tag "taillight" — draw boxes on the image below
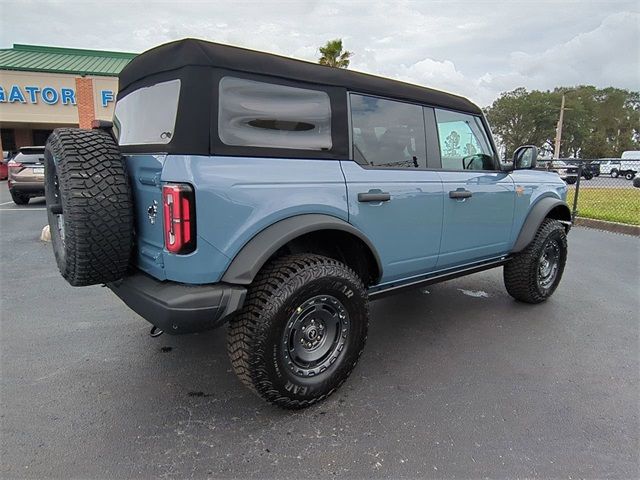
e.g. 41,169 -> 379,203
8,162 -> 22,170
162,183 -> 196,254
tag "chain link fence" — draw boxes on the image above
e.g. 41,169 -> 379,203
542,159 -> 640,226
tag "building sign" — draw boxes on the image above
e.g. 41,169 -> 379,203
0,85 -> 115,107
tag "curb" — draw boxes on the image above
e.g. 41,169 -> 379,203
574,217 -> 640,236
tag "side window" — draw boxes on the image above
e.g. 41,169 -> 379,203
114,79 -> 181,146
218,76 -> 332,151
434,109 -> 496,170
350,94 -> 426,168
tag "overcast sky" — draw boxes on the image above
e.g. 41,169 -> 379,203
1,0 -> 638,106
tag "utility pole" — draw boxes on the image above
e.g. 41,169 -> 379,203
553,94 -> 566,159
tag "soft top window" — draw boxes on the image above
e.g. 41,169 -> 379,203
114,79 -> 181,146
218,76 -> 332,151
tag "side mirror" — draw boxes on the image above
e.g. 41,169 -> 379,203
512,145 -> 538,170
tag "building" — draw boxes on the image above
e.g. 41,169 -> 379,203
0,44 -> 136,154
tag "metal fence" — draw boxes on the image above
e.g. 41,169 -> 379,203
546,159 -> 640,226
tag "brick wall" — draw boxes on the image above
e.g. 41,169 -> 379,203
75,77 -> 96,129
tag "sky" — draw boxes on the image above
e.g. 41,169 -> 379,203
1,0 -> 638,107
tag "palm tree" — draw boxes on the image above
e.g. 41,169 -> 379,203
318,39 -> 352,68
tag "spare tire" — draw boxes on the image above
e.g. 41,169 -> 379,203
44,128 -> 133,286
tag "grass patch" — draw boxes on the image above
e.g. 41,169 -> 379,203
568,187 -> 640,225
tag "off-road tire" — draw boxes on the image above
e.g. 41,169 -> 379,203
227,254 -> 369,409
504,218 -> 567,304
44,128 -> 133,286
10,191 -> 29,205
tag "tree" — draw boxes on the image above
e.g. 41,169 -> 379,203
485,86 -> 640,159
444,131 -> 461,156
318,39 -> 352,68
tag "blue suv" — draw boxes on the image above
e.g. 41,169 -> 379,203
44,39 -> 571,408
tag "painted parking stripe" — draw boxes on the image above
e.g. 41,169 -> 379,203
0,201 -> 16,206
0,208 -> 46,211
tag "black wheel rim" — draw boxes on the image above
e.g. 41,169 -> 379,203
283,295 -> 350,377
538,239 -> 560,290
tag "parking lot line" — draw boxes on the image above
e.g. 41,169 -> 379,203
0,201 -> 16,206
0,208 -> 46,211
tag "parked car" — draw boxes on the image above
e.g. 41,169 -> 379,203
565,160 -> 596,180
7,146 -> 45,204
44,39 -> 572,409
0,151 -> 10,180
584,161 -> 600,177
600,159 -> 637,179
537,160 -> 579,184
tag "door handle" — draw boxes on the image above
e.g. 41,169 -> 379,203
449,189 -> 473,199
358,191 -> 391,202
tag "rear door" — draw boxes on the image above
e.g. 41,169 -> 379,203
431,108 -> 515,268
122,154 -> 166,279
114,78 -> 182,280
342,94 -> 443,284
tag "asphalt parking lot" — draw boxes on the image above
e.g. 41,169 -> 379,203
1,184 -> 638,479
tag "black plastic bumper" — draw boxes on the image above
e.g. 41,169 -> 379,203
107,271 -> 246,334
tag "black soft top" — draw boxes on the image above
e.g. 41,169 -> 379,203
119,38 -> 481,115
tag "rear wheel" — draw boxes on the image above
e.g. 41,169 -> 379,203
227,254 -> 369,409
611,169 -> 619,178
504,219 -> 568,304
625,171 -> 635,180
10,191 -> 29,205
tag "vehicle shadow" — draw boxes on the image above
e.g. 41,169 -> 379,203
132,273 -> 539,417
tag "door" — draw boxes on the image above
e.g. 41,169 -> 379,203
342,94 -> 443,284
431,108 -> 516,268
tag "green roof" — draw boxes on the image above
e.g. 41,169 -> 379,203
0,44 -> 137,77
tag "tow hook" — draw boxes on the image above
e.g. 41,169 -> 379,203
149,326 -> 164,337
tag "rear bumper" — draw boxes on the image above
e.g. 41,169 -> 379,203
107,271 -> 246,334
9,181 -> 44,194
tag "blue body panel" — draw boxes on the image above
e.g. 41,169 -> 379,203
123,154 -> 166,280
340,161 -> 443,283
508,169 -> 569,246
160,155 -> 349,283
124,154 -> 566,287
437,171 -> 515,269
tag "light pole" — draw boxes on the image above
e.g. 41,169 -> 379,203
553,93 -> 566,159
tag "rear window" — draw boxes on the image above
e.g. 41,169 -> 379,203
15,153 -> 44,163
218,76 -> 332,151
114,79 -> 181,146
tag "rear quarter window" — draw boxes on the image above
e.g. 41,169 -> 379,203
114,79 -> 181,146
218,76 -> 332,151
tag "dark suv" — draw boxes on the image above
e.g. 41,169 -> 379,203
44,39 -> 571,408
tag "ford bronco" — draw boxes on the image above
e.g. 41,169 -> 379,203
44,39 -> 571,409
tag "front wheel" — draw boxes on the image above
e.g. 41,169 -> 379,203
504,219 -> 568,304
227,254 -> 369,409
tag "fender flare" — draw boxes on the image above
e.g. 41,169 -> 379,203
512,197 -> 572,253
221,214 -> 383,285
